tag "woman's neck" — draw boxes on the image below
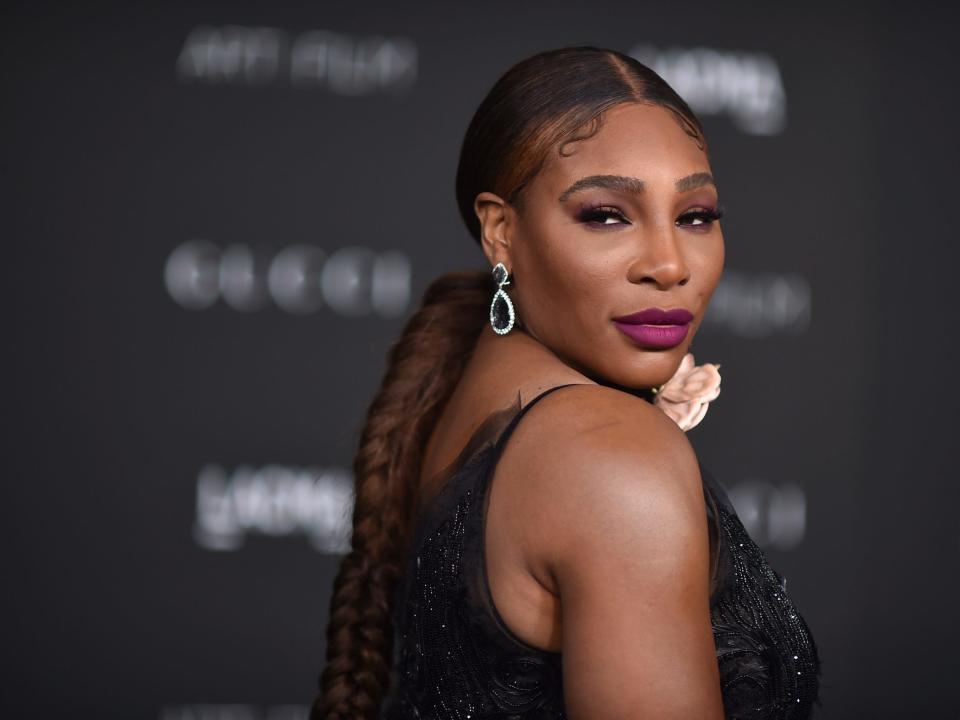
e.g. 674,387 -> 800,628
503,325 -> 656,404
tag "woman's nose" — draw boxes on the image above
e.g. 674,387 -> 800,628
626,223 -> 691,289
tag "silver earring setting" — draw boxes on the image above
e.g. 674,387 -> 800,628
489,262 -> 516,335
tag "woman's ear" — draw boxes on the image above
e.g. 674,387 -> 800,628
474,191 -> 513,269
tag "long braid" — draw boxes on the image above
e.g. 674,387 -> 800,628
312,269 -> 493,720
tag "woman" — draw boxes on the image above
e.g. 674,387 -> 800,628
313,46 -> 820,720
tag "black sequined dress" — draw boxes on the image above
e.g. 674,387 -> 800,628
381,383 -> 820,719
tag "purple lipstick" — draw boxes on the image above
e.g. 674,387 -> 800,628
612,307 -> 694,349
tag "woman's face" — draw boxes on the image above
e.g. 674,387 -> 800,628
477,101 -> 725,390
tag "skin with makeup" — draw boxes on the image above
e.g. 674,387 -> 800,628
418,101 -> 727,718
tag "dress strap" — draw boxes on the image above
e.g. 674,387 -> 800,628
490,383 -> 584,457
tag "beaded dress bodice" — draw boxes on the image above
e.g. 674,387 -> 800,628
381,384 -> 820,719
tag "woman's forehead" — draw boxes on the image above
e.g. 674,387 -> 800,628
537,105 -> 712,196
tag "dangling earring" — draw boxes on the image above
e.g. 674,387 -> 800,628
489,262 -> 516,335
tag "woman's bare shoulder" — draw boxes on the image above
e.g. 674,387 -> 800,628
500,382 -> 706,569
507,382 -> 701,488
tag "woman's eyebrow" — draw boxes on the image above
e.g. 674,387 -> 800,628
675,171 -> 716,193
558,172 -> 715,202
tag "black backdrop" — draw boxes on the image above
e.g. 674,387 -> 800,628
5,2 -> 959,718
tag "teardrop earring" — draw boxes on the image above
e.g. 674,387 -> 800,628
489,262 -> 516,335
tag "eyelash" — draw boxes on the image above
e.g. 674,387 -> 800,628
577,204 -> 726,228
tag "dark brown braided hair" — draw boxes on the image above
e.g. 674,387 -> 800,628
311,46 -> 706,720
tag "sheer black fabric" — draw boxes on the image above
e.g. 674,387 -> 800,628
382,384 -> 820,719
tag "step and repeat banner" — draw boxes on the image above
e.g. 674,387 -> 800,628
6,2 -> 956,718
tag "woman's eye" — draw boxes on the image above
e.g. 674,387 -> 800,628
578,206 -> 629,227
676,206 -> 725,228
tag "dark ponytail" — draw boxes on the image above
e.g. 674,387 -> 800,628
313,45 -> 706,720
312,270 -> 492,719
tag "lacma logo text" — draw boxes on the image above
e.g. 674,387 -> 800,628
193,463 -> 353,553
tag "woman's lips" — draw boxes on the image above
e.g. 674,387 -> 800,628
612,308 -> 693,349
613,321 -> 690,349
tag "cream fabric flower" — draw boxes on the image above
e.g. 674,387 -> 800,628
652,352 -> 722,431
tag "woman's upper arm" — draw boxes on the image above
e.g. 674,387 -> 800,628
533,389 -> 723,720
